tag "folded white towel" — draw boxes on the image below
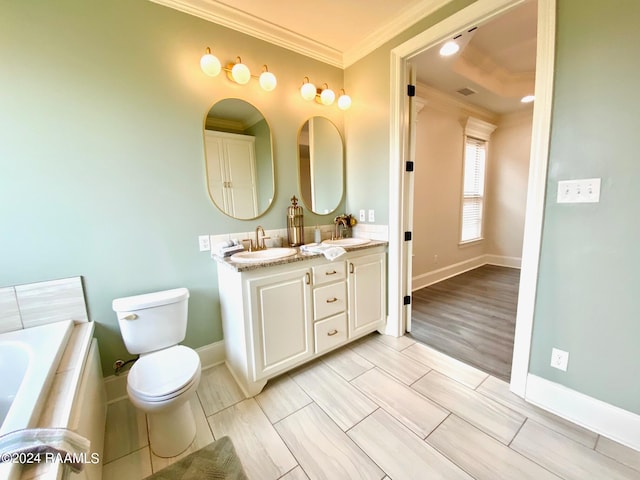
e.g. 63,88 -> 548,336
299,243 -> 347,261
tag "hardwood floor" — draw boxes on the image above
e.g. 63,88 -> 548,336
102,334 -> 640,480
410,264 -> 520,381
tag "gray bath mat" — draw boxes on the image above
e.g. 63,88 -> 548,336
144,436 -> 248,480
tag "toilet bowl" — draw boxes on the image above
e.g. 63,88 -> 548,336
113,288 -> 202,458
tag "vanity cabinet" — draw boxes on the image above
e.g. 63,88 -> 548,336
217,245 -> 386,397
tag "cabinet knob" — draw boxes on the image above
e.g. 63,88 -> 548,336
327,329 -> 338,336
326,297 -> 338,303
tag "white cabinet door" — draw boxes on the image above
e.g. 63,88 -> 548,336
348,252 -> 386,338
249,267 -> 313,381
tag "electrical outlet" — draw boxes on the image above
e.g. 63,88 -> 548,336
359,209 -> 366,222
198,235 -> 211,252
368,209 -> 375,222
550,347 -> 569,371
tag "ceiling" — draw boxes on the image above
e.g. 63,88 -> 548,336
153,0 -> 537,114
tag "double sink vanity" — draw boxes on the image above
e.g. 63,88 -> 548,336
214,239 -> 386,396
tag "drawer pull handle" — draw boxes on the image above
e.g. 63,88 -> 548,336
325,270 -> 337,275
349,263 -> 354,274
327,329 -> 339,336
305,272 -> 311,285
326,297 -> 338,303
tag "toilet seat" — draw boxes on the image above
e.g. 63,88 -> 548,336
128,345 -> 200,402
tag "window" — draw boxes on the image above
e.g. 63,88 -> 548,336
461,137 -> 486,243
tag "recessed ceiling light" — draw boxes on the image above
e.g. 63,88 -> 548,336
521,95 -> 535,103
439,40 -> 460,57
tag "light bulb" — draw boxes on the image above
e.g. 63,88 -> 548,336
200,47 -> 221,76
300,78 -> 316,101
338,91 -> 352,110
439,40 -> 460,56
259,66 -> 277,91
320,87 -> 335,106
231,58 -> 251,85
521,94 -> 535,103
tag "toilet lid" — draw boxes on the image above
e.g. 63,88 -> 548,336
128,345 -> 200,399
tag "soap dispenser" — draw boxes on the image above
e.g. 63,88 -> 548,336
287,195 -> 304,246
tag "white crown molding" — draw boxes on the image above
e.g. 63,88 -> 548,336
150,0 -> 455,68
343,0 -> 454,67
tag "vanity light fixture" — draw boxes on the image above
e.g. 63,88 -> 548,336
300,77 -> 352,110
199,48 -> 277,91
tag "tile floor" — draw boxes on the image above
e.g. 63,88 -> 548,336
102,334 -> 640,480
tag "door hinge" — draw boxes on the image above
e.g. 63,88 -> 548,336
404,231 -> 412,241
407,84 -> 416,97
406,161 -> 414,172
403,295 -> 411,305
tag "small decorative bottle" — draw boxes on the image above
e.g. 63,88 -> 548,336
287,195 -> 304,246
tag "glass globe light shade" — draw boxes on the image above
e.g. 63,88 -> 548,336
320,87 -> 335,106
300,81 -> 317,101
200,51 -> 221,77
259,71 -> 277,91
338,93 -> 352,110
231,62 -> 251,85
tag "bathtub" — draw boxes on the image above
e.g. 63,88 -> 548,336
0,320 -> 73,436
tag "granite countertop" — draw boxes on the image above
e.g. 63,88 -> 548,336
213,239 -> 388,272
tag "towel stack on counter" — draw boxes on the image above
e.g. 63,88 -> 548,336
212,239 -> 244,257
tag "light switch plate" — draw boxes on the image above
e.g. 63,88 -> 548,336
557,178 -> 601,203
359,209 -> 366,222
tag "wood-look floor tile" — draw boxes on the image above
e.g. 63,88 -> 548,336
596,436 -> 640,472
150,396 -> 213,472
196,364 -> 245,416
402,342 -> 489,389
511,420 -> 640,480
279,466 -> 310,480
427,415 -> 561,480
348,409 -> 472,480
255,374 -> 312,424
351,338 -> 431,385
103,398 -> 148,463
102,447 -> 152,480
208,398 -> 296,480
372,332 -> 416,351
275,403 -> 384,480
477,375 -> 598,447
351,368 -> 449,438
291,362 -> 376,430
412,371 -> 525,444
322,346 -> 374,381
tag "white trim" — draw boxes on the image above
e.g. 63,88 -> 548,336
465,117 -> 497,141
526,374 -> 640,451
412,254 -> 521,291
510,0 -> 556,397
150,0 -> 454,68
104,340 -> 226,403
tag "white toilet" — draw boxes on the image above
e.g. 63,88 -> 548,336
112,287 -> 201,458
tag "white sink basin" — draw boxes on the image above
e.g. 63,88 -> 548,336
231,247 -> 297,263
322,238 -> 371,247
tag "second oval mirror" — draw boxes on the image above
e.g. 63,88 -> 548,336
204,99 -> 274,220
298,117 -> 344,215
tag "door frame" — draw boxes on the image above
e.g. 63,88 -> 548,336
387,0 -> 556,396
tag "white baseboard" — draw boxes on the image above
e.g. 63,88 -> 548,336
525,374 -> 640,451
104,340 -> 226,404
412,254 -> 522,291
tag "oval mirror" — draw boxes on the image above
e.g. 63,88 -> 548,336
298,117 -> 344,215
204,99 -> 274,219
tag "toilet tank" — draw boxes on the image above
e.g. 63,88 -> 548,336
113,288 -> 190,355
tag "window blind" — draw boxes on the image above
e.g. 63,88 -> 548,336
461,137 -> 486,242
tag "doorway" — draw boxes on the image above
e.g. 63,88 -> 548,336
387,0 -> 556,396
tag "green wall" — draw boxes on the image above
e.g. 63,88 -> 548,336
0,0 -> 344,375
530,0 -> 640,414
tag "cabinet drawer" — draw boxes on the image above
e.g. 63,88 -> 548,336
313,281 -> 346,320
312,262 -> 346,285
314,314 -> 347,354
